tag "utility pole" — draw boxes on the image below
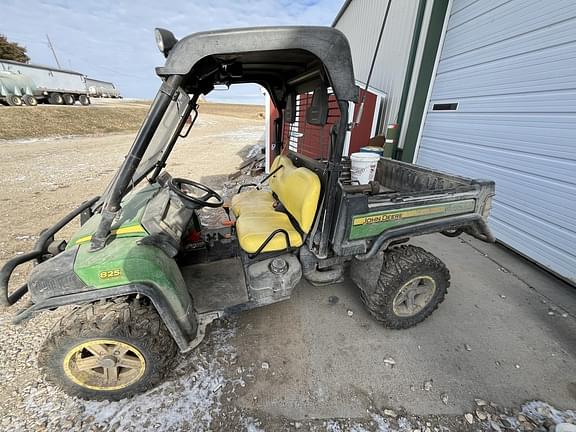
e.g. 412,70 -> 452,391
45,34 -> 61,68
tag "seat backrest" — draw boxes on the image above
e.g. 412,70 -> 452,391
269,155 -> 321,233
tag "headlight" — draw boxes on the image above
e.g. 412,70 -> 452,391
154,29 -> 165,53
154,28 -> 178,58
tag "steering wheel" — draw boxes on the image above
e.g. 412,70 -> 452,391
168,177 -> 224,208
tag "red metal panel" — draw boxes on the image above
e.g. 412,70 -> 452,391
286,92 -> 341,160
349,89 -> 378,154
268,90 -> 346,161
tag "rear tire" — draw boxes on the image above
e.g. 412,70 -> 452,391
7,95 -> 22,106
39,297 -> 178,400
78,94 -> 90,105
62,93 -> 75,105
353,245 -> 450,329
22,95 -> 38,106
48,93 -> 63,104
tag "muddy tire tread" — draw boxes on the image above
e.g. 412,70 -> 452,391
39,297 -> 178,400
359,245 -> 450,329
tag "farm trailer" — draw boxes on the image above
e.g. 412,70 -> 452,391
86,78 -> 121,98
0,59 -> 90,105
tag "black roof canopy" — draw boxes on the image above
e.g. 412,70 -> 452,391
156,26 -> 358,104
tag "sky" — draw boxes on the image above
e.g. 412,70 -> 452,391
2,0 -> 344,104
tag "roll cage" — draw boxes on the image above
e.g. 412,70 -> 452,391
91,26 -> 359,258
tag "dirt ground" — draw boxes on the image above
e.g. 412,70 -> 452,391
0,110 -> 265,430
0,105 -> 575,432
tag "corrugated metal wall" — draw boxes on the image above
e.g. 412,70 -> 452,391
416,0 -> 576,282
334,0 -> 419,126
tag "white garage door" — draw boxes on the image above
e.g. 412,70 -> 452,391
416,0 -> 576,282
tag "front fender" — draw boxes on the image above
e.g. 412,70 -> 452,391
14,283 -> 197,351
25,238 -> 197,351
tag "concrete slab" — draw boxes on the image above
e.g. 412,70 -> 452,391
462,234 -> 576,315
231,234 -> 576,419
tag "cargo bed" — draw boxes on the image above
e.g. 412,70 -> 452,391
331,158 -> 495,257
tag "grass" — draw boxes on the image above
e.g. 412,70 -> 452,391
0,101 -> 264,141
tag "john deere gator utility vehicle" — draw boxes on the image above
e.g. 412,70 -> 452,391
1,26 -> 495,400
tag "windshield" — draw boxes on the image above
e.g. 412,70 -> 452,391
132,88 -> 190,183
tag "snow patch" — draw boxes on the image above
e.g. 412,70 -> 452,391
241,416 -> 265,432
77,322 -> 237,431
326,420 -> 344,432
521,400 -> 576,425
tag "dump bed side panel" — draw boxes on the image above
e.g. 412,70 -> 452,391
331,159 -> 495,257
349,199 -> 476,240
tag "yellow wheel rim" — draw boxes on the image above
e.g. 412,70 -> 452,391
63,339 -> 146,391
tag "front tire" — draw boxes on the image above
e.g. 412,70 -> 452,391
39,297 -> 178,400
353,245 -> 450,329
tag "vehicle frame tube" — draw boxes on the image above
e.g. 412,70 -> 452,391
91,75 -> 183,251
317,100 -> 349,258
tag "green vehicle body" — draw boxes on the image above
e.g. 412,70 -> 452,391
17,184 -> 197,350
0,26 -> 495,358
69,186 -> 172,290
69,185 -> 193,331
66,186 -> 166,285
71,189 -> 478,289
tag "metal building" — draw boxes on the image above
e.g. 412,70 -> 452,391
333,0 -> 576,283
333,0 -> 422,129
415,0 -> 576,283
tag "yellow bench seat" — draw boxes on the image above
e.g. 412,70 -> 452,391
230,189 -> 274,216
235,211 -> 303,253
233,155 -> 320,254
